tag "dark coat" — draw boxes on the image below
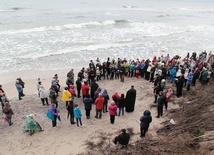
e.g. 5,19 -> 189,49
66,77 -> 73,86
90,81 -> 99,99
158,94 -> 166,106
176,76 -> 185,97
102,89 -> 109,105
140,110 -> 152,129
76,79 -> 82,90
125,88 -> 136,112
118,97 -> 126,108
115,133 -> 130,145
83,97 -> 93,110
49,89 -> 57,103
154,85 -> 163,95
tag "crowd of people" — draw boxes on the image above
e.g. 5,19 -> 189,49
0,51 -> 213,145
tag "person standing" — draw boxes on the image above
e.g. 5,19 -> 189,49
39,85 -> 49,106
73,104 -> 83,128
119,64 -> 125,82
16,77 -> 25,96
83,94 -> 93,119
186,69 -> 193,91
176,74 -> 185,98
165,88 -> 173,110
108,102 -> 117,124
61,87 -> 71,107
94,93 -> 104,119
140,110 -> 152,138
112,92 -> 120,106
154,82 -> 163,103
125,85 -> 136,112
118,93 -> 126,116
68,85 -> 76,101
67,69 -> 75,84
102,89 -> 109,113
67,100 -> 75,124
75,77 -> 82,98
81,81 -> 90,99
3,102 -> 14,126
201,67 -> 208,85
48,104 -> 59,127
0,89 -> 9,112
90,80 -> 99,101
15,80 -> 23,100
156,91 -> 166,118
49,87 -> 58,108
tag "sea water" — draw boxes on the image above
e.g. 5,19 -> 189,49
0,0 -> 214,73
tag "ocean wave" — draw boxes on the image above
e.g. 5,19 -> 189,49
0,7 -> 26,13
12,7 -> 24,11
123,5 -> 138,8
0,19 -> 130,35
176,7 -> 214,13
129,22 -> 214,37
157,14 -> 170,18
0,9 -> 14,12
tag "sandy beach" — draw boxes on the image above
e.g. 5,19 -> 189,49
0,69 -> 176,155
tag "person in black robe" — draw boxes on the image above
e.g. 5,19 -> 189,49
75,77 -> 82,98
176,74 -> 185,98
125,85 -> 136,112
90,80 -> 99,102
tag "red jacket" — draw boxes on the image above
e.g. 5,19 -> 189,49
82,84 -> 89,96
95,97 -> 104,110
112,93 -> 120,106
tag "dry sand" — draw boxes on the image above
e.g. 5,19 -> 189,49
0,69 -> 176,155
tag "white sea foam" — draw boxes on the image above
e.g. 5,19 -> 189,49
0,20 -> 128,35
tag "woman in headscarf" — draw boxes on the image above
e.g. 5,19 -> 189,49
25,114 -> 43,136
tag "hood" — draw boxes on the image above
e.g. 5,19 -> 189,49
69,85 -> 74,89
143,110 -> 151,116
103,89 -> 108,94
97,87 -> 102,92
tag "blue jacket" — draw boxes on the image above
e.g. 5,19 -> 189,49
15,83 -> 23,92
139,64 -> 145,70
73,107 -> 82,118
170,68 -> 177,82
187,72 -> 193,84
102,89 -> 109,105
129,64 -> 135,71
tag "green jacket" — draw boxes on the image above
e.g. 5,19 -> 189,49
202,71 -> 208,81
25,115 -> 41,131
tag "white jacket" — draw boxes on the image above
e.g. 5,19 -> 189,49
39,86 -> 47,99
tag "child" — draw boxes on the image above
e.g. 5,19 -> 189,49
108,102 -> 117,124
73,104 -> 83,128
118,93 -> 126,116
